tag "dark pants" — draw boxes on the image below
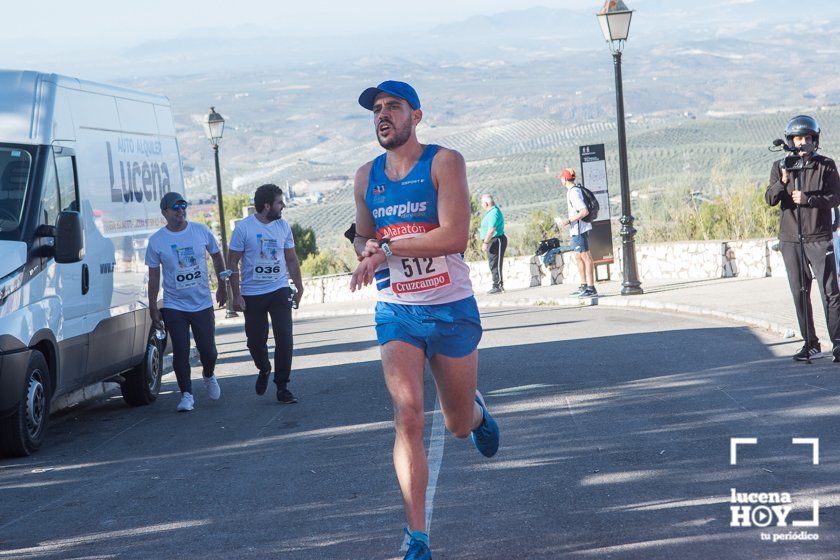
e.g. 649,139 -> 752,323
243,287 -> 294,387
161,306 -> 217,394
487,235 -> 507,290
780,240 -> 840,346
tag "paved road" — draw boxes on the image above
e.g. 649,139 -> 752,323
1,306 -> 838,559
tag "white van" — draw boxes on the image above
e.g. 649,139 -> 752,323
0,71 -> 184,457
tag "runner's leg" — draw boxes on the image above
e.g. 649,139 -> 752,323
243,292 -> 273,374
381,340 -> 429,533
267,287 -> 294,388
162,308 -> 193,394
189,307 -> 218,378
428,350 -> 482,438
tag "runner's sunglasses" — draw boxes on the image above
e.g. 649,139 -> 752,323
170,201 -> 188,211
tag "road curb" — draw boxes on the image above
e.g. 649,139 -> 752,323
279,295 -> 793,339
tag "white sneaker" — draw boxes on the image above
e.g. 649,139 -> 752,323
176,392 -> 194,412
204,375 -> 221,400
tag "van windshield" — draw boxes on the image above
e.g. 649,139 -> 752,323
0,146 -> 33,237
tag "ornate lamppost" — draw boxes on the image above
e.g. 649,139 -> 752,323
597,0 -> 643,295
204,107 -> 238,317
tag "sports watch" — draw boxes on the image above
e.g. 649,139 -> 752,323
378,237 -> 393,257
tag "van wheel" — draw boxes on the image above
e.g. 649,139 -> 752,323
121,338 -> 162,406
0,351 -> 51,458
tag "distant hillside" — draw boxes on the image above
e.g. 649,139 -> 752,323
111,2 -> 840,247
280,106 -> 840,246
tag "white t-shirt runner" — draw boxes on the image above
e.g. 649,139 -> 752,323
229,214 -> 295,296
145,221 -> 220,312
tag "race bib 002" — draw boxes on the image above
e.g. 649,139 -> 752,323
171,244 -> 202,290
175,267 -> 202,290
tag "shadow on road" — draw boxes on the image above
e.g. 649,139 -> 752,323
1,311 -> 837,559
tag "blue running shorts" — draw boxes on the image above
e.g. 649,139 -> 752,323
375,296 -> 482,358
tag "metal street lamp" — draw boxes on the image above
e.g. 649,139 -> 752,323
204,106 -> 238,318
597,0 -> 643,295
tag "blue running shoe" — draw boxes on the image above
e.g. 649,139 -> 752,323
471,391 -> 499,458
403,529 -> 432,560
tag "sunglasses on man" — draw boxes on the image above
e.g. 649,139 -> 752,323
170,201 -> 188,211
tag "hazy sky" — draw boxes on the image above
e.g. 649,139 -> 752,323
2,1 -> 587,46
0,0 -> 607,79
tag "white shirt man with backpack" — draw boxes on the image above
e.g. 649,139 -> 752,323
556,168 -> 597,298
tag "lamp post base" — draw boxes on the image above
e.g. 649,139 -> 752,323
619,216 -> 643,296
620,282 -> 644,296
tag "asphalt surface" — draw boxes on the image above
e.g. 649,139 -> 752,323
1,306 -> 839,559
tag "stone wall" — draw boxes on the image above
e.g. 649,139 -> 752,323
614,238 -> 780,282
299,254 -> 583,305
301,238 -> 785,304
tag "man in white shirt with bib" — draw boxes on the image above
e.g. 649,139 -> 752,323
228,184 -> 304,404
145,192 -> 226,412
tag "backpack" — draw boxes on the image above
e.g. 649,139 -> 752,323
535,237 -> 561,256
575,185 -> 599,222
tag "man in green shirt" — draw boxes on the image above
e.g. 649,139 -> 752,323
480,194 -> 507,294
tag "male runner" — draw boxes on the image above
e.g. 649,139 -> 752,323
350,80 -> 500,560
228,183 -> 303,403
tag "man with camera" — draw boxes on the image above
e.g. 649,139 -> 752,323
766,115 -> 840,361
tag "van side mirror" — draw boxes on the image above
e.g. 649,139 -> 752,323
55,211 -> 85,263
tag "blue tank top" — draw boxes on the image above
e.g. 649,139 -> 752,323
365,144 -> 473,305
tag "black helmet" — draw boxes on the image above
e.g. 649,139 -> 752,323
785,115 -> 820,148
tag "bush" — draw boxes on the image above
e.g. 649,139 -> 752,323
511,209 -> 558,256
634,182 -> 779,242
465,194 -> 484,262
291,223 -> 318,261
300,250 -> 352,277
224,193 -> 251,223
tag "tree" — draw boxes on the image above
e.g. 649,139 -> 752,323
291,223 -> 318,261
512,209 -> 558,256
464,194 -> 484,262
223,193 -> 251,224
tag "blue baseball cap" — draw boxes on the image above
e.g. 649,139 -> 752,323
358,81 -> 421,111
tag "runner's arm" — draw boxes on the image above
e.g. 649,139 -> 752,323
147,266 -> 162,325
353,162 -> 377,256
285,248 -> 304,303
210,251 -> 225,278
227,249 -> 243,298
385,148 -> 470,258
210,251 -> 227,306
